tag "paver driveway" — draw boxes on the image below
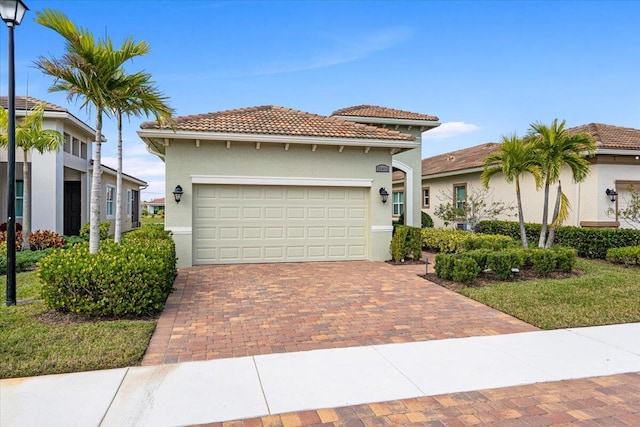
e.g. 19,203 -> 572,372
143,261 -> 537,365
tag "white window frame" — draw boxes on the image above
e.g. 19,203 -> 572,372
106,185 -> 115,219
127,189 -> 132,218
16,180 -> 24,218
422,187 -> 430,208
393,191 -> 404,216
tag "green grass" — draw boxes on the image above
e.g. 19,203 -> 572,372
0,271 -> 157,379
460,258 -> 640,329
140,215 -> 164,227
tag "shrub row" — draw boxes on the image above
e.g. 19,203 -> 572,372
479,220 -> 640,259
434,246 -> 576,285
0,245 -> 54,275
0,229 -> 65,251
421,228 -> 514,254
390,225 -> 422,262
606,246 -> 640,266
38,225 -> 176,317
79,221 -> 112,240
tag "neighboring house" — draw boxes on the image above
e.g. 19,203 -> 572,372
138,105 -> 439,267
393,123 -> 640,229
0,96 -> 147,236
146,197 -> 165,215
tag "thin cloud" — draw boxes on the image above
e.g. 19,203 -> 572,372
422,122 -> 481,140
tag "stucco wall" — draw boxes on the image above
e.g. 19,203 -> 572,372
164,139 -> 396,266
100,172 -> 142,235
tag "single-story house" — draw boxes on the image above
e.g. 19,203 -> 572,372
0,96 -> 147,236
392,123 -> 640,229
146,197 -> 165,215
138,105 -> 440,266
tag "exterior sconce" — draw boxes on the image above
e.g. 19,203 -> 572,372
605,188 -> 617,203
379,187 -> 389,204
172,185 -> 184,203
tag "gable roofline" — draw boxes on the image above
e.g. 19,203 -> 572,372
331,105 -> 439,122
567,123 -> 640,151
332,115 -> 440,129
1,96 -> 96,138
90,161 -> 147,186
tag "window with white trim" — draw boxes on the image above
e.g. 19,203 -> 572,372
106,185 -> 115,219
422,187 -> 430,208
127,190 -> 132,218
393,191 -> 404,216
454,184 -> 467,214
16,180 -> 24,217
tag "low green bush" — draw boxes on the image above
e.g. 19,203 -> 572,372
552,246 -> 578,273
452,257 -> 481,285
123,223 -> 171,241
38,237 -> 176,317
463,249 -> 493,271
461,234 -> 514,252
79,221 -> 112,240
421,228 -> 514,254
422,211 -> 434,228
606,246 -> 640,266
390,226 -> 409,262
487,249 -> 524,280
434,253 -> 455,280
529,249 -> 556,276
64,235 -> 88,248
0,248 -> 54,275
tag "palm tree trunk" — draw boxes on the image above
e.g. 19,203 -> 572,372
515,178 -> 528,248
546,181 -> 562,248
114,110 -> 123,244
538,178 -> 550,248
21,151 -> 30,251
89,111 -> 103,254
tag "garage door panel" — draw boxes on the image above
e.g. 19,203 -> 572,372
193,185 -> 367,264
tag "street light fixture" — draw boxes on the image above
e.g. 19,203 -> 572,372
1,0 -> 28,306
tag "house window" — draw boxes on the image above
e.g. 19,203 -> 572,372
454,184 -> 467,213
127,190 -> 132,217
16,180 -> 24,217
393,191 -> 404,216
63,133 -> 71,153
72,137 -> 80,156
106,185 -> 115,219
80,142 -> 87,159
422,187 -> 430,208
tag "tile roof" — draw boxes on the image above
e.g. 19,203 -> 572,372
567,123 -> 640,150
420,142 -> 501,177
147,198 -> 165,205
0,96 -> 68,113
140,105 -> 415,141
332,105 -> 439,122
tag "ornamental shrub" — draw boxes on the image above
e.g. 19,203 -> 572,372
434,253 -> 455,280
606,246 -> 640,266
529,249 -> 556,276
390,226 -> 409,262
421,228 -> 514,254
79,221 -> 112,240
422,211 -> 434,228
38,238 -> 177,317
461,234 -> 514,252
451,257 -> 481,285
463,249 -> 493,271
552,246 -> 577,273
487,249 -> 524,280
0,248 -> 53,275
0,222 -> 22,232
0,230 -> 23,251
29,230 -> 65,251
123,223 -> 171,241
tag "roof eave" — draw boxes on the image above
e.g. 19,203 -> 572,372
595,148 -> 640,155
422,166 -> 485,180
136,129 -> 419,149
332,115 -> 441,129
24,110 -> 97,138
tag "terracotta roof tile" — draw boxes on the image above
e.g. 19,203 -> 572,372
567,123 -> 640,150
332,105 -> 439,121
420,142 -> 501,177
0,96 -> 68,113
140,105 -> 415,141
147,198 -> 165,205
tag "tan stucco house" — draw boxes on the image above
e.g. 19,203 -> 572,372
0,96 -> 147,236
146,197 -> 165,215
393,123 -> 640,229
138,105 -> 439,266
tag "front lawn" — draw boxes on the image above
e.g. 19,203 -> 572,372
139,215 -> 164,227
460,258 -> 640,329
0,272 -> 157,379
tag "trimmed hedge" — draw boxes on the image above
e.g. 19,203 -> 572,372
38,226 -> 176,317
0,248 -> 54,275
421,228 -> 514,254
79,221 -> 112,240
390,225 -> 422,261
479,220 -> 640,259
606,246 -> 640,266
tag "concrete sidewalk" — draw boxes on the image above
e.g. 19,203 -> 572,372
2,323 -> 640,427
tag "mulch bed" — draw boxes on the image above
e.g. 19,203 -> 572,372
385,258 -> 426,266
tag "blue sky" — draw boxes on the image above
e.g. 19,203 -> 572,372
2,0 -> 639,200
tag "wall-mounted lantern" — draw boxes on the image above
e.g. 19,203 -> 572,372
605,188 -> 618,203
379,187 -> 389,204
172,185 -> 184,203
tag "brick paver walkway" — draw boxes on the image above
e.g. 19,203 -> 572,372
143,261 -> 536,365
197,372 -> 640,427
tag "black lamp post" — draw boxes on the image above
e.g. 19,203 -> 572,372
1,0 -> 28,306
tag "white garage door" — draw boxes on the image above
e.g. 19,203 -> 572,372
193,185 -> 368,264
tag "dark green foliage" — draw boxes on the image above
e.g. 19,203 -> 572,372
123,223 -> 171,241
421,228 -> 514,254
606,246 -> 640,266
0,249 -> 54,275
479,220 -> 640,258
38,227 -> 177,317
461,234 -> 514,252
422,211 -> 434,228
529,249 -> 556,276
434,253 -> 455,280
452,257 -> 481,285
64,235 -> 88,248
487,250 -> 523,280
552,246 -> 577,272
79,221 -> 112,240
463,249 -> 493,271
390,225 -> 422,261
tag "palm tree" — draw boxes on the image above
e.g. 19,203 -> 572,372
528,119 -> 597,248
35,9 -> 150,254
0,102 -> 63,250
481,134 -> 542,248
109,71 -> 173,243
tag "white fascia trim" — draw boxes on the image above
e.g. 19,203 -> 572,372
145,143 -> 166,161
423,167 -> 484,180
333,115 -> 441,128
136,129 -> 420,149
371,225 -> 394,232
42,111 -> 96,137
191,175 -> 373,187
595,149 -> 640,156
167,227 -> 192,235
